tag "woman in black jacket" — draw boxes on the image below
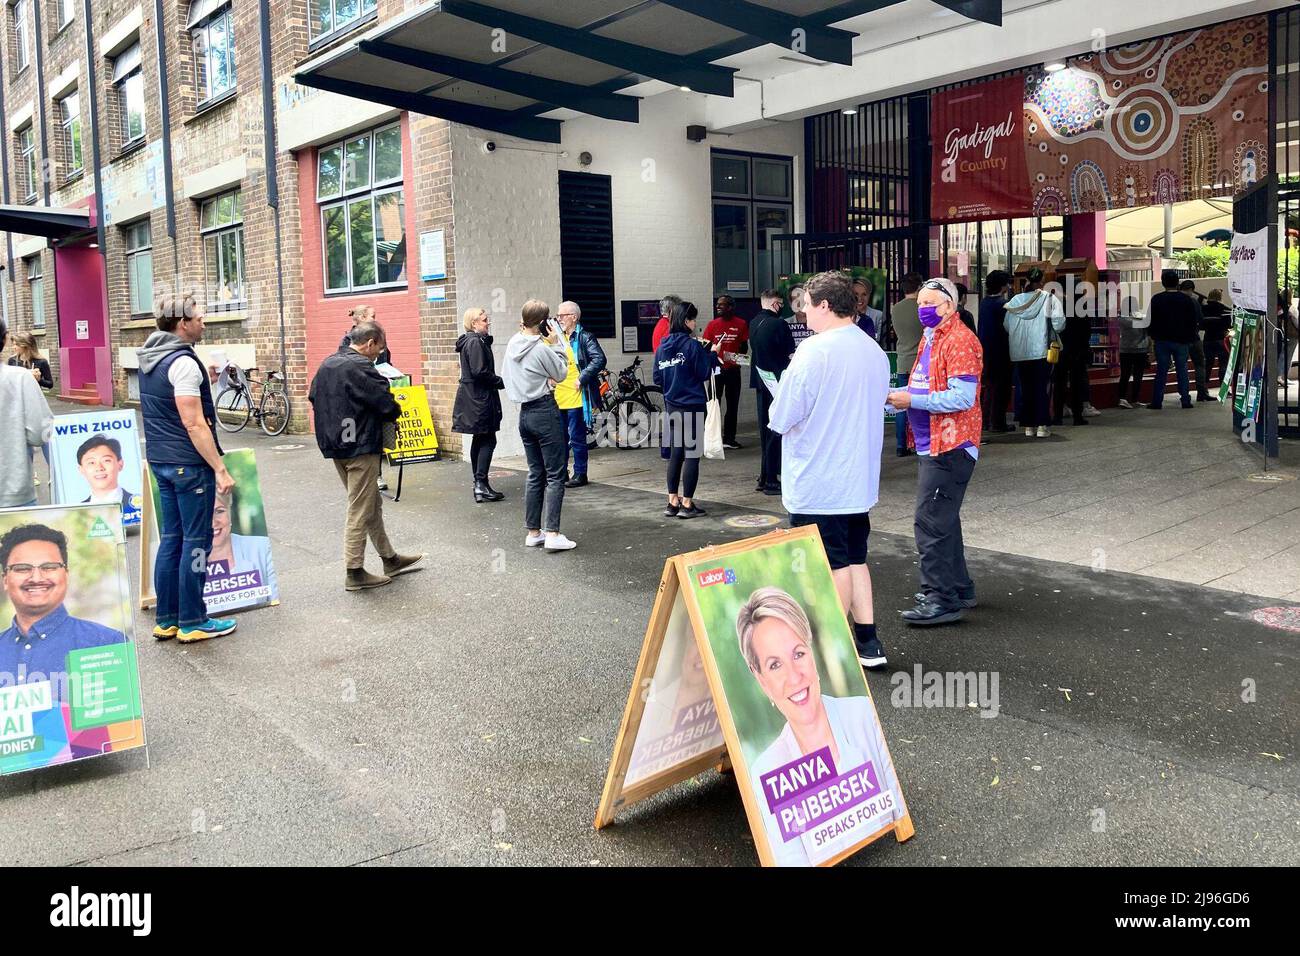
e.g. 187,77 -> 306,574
653,301 -> 721,519
453,307 -> 506,503
7,331 -> 53,389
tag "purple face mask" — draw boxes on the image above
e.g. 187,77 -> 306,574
919,304 -> 944,328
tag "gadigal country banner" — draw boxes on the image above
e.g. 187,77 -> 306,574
685,538 -> 908,866
0,504 -> 145,776
932,16 -> 1269,221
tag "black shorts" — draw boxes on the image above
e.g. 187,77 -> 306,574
790,512 -> 870,570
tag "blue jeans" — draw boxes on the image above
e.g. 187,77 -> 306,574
562,406 -> 588,477
151,463 -> 215,627
1151,341 -> 1191,408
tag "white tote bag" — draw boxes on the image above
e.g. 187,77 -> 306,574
703,373 -> 725,460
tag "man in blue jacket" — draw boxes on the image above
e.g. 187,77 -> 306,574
137,293 -> 237,644
556,301 -> 607,488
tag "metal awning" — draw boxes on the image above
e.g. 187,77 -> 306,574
294,0 -> 1002,144
0,204 -> 92,240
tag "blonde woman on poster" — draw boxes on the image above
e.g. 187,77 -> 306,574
205,488 -> 278,608
738,587 -> 903,866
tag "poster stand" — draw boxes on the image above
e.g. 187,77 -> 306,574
596,526 -> 915,867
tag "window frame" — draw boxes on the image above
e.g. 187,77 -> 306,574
59,90 -> 83,178
14,0 -> 30,74
317,122 -> 407,294
199,188 -> 245,310
18,124 -> 36,202
191,3 -> 237,106
309,0 -> 378,49
710,149 -> 794,297
124,219 -> 154,317
26,255 -> 44,330
57,0 -> 74,30
113,42 -> 146,149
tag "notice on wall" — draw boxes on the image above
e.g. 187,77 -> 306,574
419,230 -> 447,281
596,526 -> 914,867
385,385 -> 441,465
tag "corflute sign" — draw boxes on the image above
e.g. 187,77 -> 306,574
1228,227 -> 1268,314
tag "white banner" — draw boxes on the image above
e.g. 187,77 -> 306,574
1228,227 -> 1269,313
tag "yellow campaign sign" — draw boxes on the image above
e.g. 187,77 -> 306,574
386,384 -> 440,464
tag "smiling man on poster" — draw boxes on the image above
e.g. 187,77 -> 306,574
76,435 -> 141,520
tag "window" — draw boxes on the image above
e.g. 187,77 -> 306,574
26,256 -> 44,330
13,0 -> 29,73
190,0 -> 236,104
310,0 -> 376,44
558,171 -> 615,337
124,219 -> 153,316
58,0 -> 74,30
59,91 -> 82,177
317,122 -> 406,293
200,189 -> 244,309
113,41 -> 145,147
710,150 -> 794,296
18,125 -> 36,201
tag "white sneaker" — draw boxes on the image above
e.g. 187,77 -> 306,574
1024,427 -> 1034,437
1117,399 -> 1133,409
525,532 -> 545,547
1084,403 -> 1101,417
544,533 -> 577,551
1036,425 -> 1051,438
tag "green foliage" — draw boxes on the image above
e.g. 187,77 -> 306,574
686,538 -> 872,768
223,450 -> 268,537
1176,243 -> 1300,293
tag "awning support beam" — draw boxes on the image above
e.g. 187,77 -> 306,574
440,0 -> 736,96
655,0 -> 857,65
358,39 -> 640,123
932,0 -> 1003,26
294,72 -> 563,143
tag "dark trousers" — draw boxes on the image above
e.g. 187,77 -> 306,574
1204,340 -> 1229,392
717,366 -> 741,444
1117,352 -> 1148,403
1190,338 -> 1208,397
562,406 -> 588,477
981,362 -> 1011,430
151,462 -> 215,627
519,396 -> 567,532
666,402 -> 706,499
469,432 -> 497,483
1052,347 -> 1090,422
755,385 -> 781,487
914,450 -> 976,611
1014,359 -> 1052,426
1151,340 -> 1191,408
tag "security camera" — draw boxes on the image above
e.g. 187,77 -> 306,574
481,140 -> 497,154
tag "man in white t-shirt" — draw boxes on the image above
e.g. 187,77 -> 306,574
768,271 -> 892,670
137,293 -> 237,645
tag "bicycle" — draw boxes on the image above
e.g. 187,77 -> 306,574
586,355 -> 664,449
215,364 -> 293,437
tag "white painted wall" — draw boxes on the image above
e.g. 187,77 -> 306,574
452,90 -> 803,456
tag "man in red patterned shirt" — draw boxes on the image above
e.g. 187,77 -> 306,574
887,277 -> 983,626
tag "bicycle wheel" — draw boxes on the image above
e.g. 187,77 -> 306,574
616,398 -> 656,448
259,388 -> 291,437
640,385 -> 665,415
215,385 -> 251,433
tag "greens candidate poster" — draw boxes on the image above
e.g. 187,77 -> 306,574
140,449 -> 280,613
684,531 -> 910,866
49,410 -> 145,528
0,503 -> 145,776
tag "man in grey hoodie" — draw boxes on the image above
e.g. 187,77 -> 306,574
503,299 -> 577,552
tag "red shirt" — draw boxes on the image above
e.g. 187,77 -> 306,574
652,317 -> 670,354
703,317 -> 749,369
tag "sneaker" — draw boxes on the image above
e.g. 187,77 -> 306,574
377,477 -> 389,491
857,636 -> 887,670
1117,398 -> 1134,409
153,620 -> 178,641
1083,403 -> 1101,417
525,532 -> 546,547
177,618 -> 237,643
345,568 -> 391,591
663,502 -> 681,518
722,440 -> 742,449
914,591 -> 977,610
1036,425 -> 1051,438
677,503 -> 708,519
382,553 -> 425,577
1024,427 -> 1034,437
900,600 -> 964,627
544,533 -> 577,551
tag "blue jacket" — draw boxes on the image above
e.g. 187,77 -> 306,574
137,332 -> 222,466
653,332 -> 718,407
571,324 -> 607,420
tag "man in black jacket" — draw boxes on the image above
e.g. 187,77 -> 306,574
1148,270 -> 1199,410
309,321 -> 424,591
749,289 -> 796,494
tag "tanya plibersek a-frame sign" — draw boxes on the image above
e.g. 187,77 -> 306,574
596,525 -> 914,867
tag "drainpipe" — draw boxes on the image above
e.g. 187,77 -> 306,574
153,0 -> 179,281
258,0 -> 288,381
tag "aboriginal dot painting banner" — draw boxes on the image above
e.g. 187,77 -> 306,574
931,16 -> 1269,222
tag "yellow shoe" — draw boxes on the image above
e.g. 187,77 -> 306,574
153,621 -> 178,641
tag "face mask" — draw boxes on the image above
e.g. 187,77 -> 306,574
919,304 -> 944,328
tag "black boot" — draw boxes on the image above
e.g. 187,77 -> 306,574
474,481 -> 491,503
482,481 -> 505,501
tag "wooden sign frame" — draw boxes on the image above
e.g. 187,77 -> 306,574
596,525 -> 914,867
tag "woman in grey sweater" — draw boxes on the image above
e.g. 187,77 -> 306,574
503,300 -> 577,551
